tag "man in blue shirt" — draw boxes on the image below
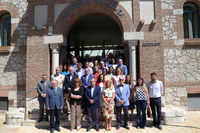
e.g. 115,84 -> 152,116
75,63 -> 85,79
118,59 -> 128,76
70,57 -> 78,71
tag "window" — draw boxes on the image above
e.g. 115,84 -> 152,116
183,3 -> 199,38
0,13 -> 11,47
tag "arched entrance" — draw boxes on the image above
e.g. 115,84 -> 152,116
47,0 -> 144,83
67,15 -> 124,61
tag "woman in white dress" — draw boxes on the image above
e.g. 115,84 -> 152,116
102,79 -> 115,131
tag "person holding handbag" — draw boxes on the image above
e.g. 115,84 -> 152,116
134,77 -> 150,129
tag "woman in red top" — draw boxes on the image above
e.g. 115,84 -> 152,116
96,74 -> 105,121
93,65 -> 101,81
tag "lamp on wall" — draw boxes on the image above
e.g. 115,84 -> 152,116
42,25 -> 47,30
151,19 -> 157,25
32,26 -> 37,30
140,20 -> 145,25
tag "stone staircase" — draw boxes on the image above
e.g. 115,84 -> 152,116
6,105 -> 186,127
22,109 -> 158,127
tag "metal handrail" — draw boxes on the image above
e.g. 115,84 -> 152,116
24,87 -> 38,120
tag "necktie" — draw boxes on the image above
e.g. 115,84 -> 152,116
43,81 -> 45,89
54,88 -> 56,94
120,85 -> 123,87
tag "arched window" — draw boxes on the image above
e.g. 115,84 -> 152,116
0,13 -> 11,47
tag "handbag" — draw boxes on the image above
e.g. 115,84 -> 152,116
147,107 -> 152,118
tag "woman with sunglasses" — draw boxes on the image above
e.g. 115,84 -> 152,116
69,78 -> 84,131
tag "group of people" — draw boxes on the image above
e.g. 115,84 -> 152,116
37,52 -> 164,133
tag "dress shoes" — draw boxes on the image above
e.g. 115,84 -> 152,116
158,125 -> 162,130
125,126 -> 130,130
116,125 -> 120,130
86,127 -> 92,132
55,128 -> 61,132
37,120 -> 43,123
95,126 -> 99,131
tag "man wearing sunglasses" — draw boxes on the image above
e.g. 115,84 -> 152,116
115,76 -> 130,130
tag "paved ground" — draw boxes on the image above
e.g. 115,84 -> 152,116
0,111 -> 200,133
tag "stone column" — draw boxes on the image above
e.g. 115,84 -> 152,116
50,44 -> 61,74
128,41 -> 138,84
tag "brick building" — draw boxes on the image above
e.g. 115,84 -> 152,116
0,0 -> 199,110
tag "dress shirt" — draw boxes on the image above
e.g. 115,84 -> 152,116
147,80 -> 164,98
99,67 -> 108,73
120,85 -> 123,93
109,64 -> 118,70
55,74 -> 59,81
70,63 -> 78,71
70,73 -> 73,81
77,69 -> 83,79
86,74 -> 89,83
91,87 -> 94,98
105,61 -> 110,68
100,56 -> 105,61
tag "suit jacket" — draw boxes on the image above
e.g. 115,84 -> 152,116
51,74 -> 65,89
81,74 -> 95,88
37,80 -> 52,101
85,85 -> 101,108
118,64 -> 128,76
115,84 -> 130,107
46,87 -> 64,110
64,73 -> 78,93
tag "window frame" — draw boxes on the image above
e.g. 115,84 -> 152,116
0,13 -> 11,47
183,2 -> 200,39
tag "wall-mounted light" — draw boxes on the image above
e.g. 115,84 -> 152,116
32,26 -> 37,30
42,25 -> 47,30
152,19 -> 157,25
140,20 -> 145,25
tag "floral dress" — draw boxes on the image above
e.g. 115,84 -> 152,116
102,88 -> 115,118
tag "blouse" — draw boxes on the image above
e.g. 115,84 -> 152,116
103,88 -> 115,97
69,86 -> 84,105
134,86 -> 148,101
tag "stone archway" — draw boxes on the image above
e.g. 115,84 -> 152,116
50,0 -> 144,82
54,0 -> 134,38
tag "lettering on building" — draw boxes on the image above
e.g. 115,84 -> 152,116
142,43 -> 161,47
61,0 -> 124,20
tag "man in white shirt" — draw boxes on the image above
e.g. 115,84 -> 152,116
147,72 -> 164,130
75,63 -> 85,79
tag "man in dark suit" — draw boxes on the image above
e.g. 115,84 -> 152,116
81,68 -> 95,114
64,66 -> 78,114
85,78 -> 101,132
37,74 -> 52,122
46,80 -> 64,133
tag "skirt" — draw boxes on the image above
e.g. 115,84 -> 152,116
128,100 -> 135,110
102,97 -> 114,118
